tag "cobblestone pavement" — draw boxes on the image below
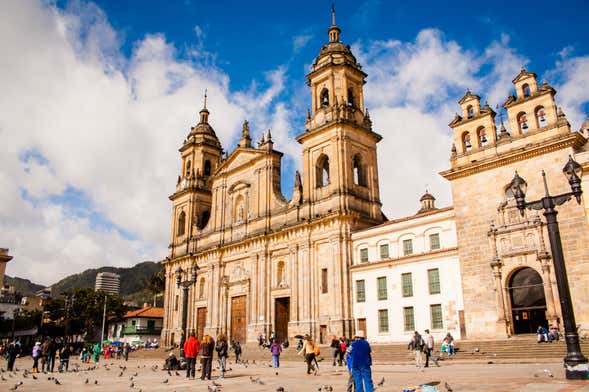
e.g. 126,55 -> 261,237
2,357 -> 589,391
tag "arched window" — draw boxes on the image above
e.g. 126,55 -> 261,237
316,154 -> 330,187
198,277 -> 205,299
185,160 -> 191,177
320,88 -> 329,108
353,154 -> 366,186
198,211 -> 210,230
462,132 -> 472,152
518,112 -> 529,133
347,88 -> 355,107
177,210 -> 186,236
536,106 -> 547,128
467,105 -> 474,119
204,160 -> 211,176
522,83 -> 531,98
477,126 -> 488,147
277,261 -> 285,286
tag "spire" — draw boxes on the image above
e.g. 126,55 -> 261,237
199,89 -> 209,123
328,2 -> 341,42
238,120 -> 252,148
331,2 -> 336,26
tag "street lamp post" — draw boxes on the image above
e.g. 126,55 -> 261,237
175,264 -> 198,359
508,155 -> 588,379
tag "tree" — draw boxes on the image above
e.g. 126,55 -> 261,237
44,288 -> 127,341
144,269 -> 165,307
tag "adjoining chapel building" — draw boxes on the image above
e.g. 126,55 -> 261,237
162,10 -> 589,345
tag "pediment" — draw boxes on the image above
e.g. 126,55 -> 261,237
217,148 -> 265,173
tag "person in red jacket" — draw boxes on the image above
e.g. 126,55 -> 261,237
183,332 -> 200,379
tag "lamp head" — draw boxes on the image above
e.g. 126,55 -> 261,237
509,171 -> 528,217
563,155 -> 583,203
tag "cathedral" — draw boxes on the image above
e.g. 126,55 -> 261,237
161,9 -> 589,346
161,9 -> 384,345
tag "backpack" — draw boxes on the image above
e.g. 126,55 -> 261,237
313,345 -> 321,356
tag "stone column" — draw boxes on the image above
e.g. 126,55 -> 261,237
490,260 -> 507,322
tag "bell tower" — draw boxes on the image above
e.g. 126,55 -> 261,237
296,5 -> 383,223
169,93 -> 223,257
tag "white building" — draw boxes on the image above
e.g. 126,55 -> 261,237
108,306 -> 164,346
351,193 -> 464,343
95,272 -> 120,294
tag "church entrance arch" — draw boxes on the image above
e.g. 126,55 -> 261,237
274,297 -> 290,343
508,267 -> 547,334
230,295 -> 247,344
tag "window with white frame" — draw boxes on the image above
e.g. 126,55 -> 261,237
356,280 -> 366,302
359,248 -> 369,263
377,276 -> 387,300
431,304 -> 443,329
429,233 -> 440,250
403,239 -> 413,256
379,243 -> 389,259
378,309 -> 389,333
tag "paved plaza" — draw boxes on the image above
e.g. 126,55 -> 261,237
1,357 -> 589,392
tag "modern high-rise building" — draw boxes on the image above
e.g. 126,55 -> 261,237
95,272 -> 120,295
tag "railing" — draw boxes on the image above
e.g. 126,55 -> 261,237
122,326 -> 162,335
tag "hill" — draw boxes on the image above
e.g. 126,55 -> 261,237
50,261 -> 163,302
5,261 -> 163,305
4,275 -> 45,297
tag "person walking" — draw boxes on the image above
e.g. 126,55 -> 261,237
423,329 -> 439,367
123,342 -> 130,361
32,342 -> 42,373
330,335 -> 340,366
233,341 -> 242,364
48,338 -> 57,372
408,331 -> 424,368
297,334 -> 317,375
350,331 -> 374,392
184,332 -> 200,379
338,337 -> 347,366
40,340 -> 49,372
6,340 -> 21,372
200,335 -> 215,380
58,345 -> 71,372
92,342 -> 101,364
216,334 -> 228,379
345,344 -> 355,392
270,338 -> 282,374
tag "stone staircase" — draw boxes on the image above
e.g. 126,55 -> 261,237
239,337 -> 589,364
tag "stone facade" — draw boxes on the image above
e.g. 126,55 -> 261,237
161,12 -> 384,346
441,69 -> 589,339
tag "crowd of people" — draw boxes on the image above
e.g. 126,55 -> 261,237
0,337 -> 135,374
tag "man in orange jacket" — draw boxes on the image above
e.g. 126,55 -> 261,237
184,332 -> 200,380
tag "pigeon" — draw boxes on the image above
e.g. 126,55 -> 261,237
208,386 -> 219,392
119,371 -> 124,377
133,372 -> 138,377
130,382 -> 135,388
444,381 -> 453,392
163,378 -> 169,383
84,378 -> 89,384
32,375 -> 37,380
9,384 -> 19,391
94,380 -> 98,385
277,388 -> 285,392
168,370 -> 172,376
543,369 -> 554,378
249,376 -> 256,383
377,377 -> 385,387
175,371 -> 180,376
1,375 -> 7,381
54,378 -> 61,385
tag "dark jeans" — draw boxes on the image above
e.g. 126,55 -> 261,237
338,350 -> 345,366
200,357 -> 212,380
425,348 -> 439,367
7,355 -> 16,371
186,357 -> 196,378
58,359 -> 69,372
32,356 -> 39,371
48,355 -> 56,372
305,353 -> 316,374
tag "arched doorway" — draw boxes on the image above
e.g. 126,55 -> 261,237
509,267 -> 548,334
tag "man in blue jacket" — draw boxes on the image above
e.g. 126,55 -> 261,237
349,330 -> 374,392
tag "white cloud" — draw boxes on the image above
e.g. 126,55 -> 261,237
549,55 -> 589,128
0,1 -> 287,285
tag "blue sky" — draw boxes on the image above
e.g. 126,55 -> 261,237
1,0 -> 588,284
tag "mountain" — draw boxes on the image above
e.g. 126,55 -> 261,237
5,261 -> 163,305
4,276 -> 45,297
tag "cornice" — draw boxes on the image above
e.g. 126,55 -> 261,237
350,247 -> 459,271
440,132 -> 586,181
296,119 -> 381,144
